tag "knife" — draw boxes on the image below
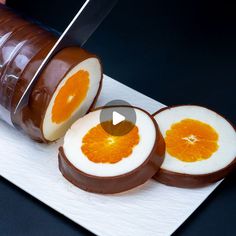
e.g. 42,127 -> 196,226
14,0 -> 118,115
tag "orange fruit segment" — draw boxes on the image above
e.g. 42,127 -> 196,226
52,70 -> 90,124
165,119 -> 219,162
81,121 -> 140,164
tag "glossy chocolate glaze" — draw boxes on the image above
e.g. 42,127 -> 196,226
0,4 -> 56,111
0,25 -> 48,109
152,105 -> 236,188
58,106 -> 165,194
0,5 -> 103,142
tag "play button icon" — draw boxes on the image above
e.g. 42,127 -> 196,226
100,100 -> 137,136
112,111 -> 125,125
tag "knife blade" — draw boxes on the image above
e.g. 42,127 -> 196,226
14,0 -> 118,115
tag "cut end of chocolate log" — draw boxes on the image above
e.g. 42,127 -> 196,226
58,106 -> 165,194
42,49 -> 102,141
152,105 -> 236,188
12,47 -> 103,142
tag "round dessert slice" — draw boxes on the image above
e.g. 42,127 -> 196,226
59,106 -> 165,194
153,105 -> 236,188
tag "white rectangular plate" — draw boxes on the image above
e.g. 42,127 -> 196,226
0,75 -> 220,236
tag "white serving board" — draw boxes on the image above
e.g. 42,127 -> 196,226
0,75 -> 220,236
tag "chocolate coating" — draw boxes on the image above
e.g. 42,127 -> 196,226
154,161 -> 236,188
153,105 -> 236,188
58,106 -> 165,194
0,6 -> 103,142
0,4 -> 56,111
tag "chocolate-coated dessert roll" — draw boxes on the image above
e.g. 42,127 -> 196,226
0,5 -> 103,142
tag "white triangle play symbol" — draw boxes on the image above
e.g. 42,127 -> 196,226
112,111 -> 125,125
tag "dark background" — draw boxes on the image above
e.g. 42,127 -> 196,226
1,0 -> 236,235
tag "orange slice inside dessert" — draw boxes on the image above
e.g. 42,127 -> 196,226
165,119 -> 219,162
81,121 -> 140,164
52,70 -> 90,124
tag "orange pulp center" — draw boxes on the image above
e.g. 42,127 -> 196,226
165,119 -> 219,162
81,121 -> 140,164
52,70 -> 90,124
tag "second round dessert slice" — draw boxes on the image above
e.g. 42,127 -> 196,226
59,106 -> 165,194
153,105 -> 236,188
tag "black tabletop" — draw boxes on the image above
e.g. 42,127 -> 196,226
1,0 -> 236,235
